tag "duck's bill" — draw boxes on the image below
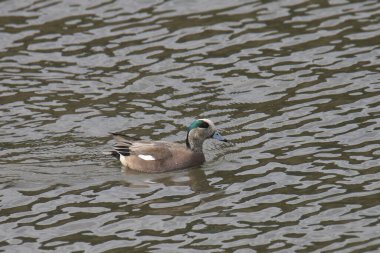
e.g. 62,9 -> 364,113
212,131 -> 228,142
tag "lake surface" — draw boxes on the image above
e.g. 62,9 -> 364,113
1,0 -> 380,252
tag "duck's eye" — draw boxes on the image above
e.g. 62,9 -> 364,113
198,121 -> 209,128
188,119 -> 210,131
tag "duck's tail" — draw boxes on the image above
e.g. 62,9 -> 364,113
102,150 -> 121,160
109,132 -> 136,158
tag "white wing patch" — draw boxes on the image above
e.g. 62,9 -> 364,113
138,154 -> 156,161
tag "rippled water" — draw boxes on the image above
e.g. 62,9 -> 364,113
1,0 -> 380,252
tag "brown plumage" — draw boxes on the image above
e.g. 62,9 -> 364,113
109,119 -> 227,173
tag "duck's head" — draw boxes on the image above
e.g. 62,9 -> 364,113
186,119 -> 227,152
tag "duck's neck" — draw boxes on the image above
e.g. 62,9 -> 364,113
186,135 -> 204,153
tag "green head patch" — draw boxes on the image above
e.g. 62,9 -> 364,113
188,119 -> 209,132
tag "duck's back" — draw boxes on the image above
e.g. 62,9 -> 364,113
122,141 -> 205,172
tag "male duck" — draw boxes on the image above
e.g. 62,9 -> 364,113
109,119 -> 227,173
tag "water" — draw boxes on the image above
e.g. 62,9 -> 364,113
1,0 -> 380,252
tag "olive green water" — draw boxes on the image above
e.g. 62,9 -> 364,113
1,0 -> 380,252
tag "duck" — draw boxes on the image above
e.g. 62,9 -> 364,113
108,119 -> 227,173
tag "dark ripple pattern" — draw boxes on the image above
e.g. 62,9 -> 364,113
1,0 -> 380,252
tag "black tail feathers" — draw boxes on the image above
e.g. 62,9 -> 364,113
102,151 -> 121,160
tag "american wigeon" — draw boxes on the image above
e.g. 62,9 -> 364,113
108,119 -> 227,173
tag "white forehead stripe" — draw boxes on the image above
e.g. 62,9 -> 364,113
138,154 -> 156,161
